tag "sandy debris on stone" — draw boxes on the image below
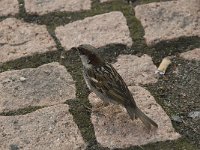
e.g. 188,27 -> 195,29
113,54 -> 157,86
135,0 -> 200,46
180,48 -> 200,61
0,0 -> 19,16
89,86 -> 180,148
55,11 -> 133,50
0,18 -> 57,63
0,104 -> 86,150
25,0 -> 91,15
0,62 -> 75,113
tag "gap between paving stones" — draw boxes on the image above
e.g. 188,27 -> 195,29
0,106 -> 45,116
149,36 -> 200,65
0,51 -> 60,73
60,49 -> 100,148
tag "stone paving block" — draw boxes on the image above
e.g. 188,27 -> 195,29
180,48 -> 200,61
55,11 -> 133,50
0,0 -> 19,16
25,0 -> 92,15
0,104 -> 86,150
113,54 -> 157,86
89,86 -> 180,148
0,62 -> 75,113
135,0 -> 200,46
0,18 -> 57,63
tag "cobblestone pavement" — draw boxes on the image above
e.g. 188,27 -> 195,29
0,0 -> 199,150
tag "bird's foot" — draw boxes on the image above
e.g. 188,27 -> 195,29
93,102 -> 110,112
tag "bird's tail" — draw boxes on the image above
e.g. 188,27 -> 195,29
126,106 -> 158,130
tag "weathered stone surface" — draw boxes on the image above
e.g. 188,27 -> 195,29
0,18 -> 57,63
180,48 -> 200,61
25,0 -> 92,15
0,62 -> 75,113
55,11 -> 133,50
0,104 -> 86,150
113,54 -> 157,85
0,0 -> 19,16
135,0 -> 200,46
89,86 -> 180,148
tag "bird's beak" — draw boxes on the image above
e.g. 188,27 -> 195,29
71,47 -> 82,55
71,44 -> 93,55
71,47 -> 77,51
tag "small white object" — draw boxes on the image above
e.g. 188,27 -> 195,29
155,57 -> 172,75
60,55 -> 65,59
188,111 -> 200,119
20,77 -> 26,82
91,77 -> 99,83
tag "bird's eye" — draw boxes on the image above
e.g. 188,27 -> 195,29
88,54 -> 95,64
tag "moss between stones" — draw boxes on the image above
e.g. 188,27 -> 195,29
60,49 -> 98,147
0,106 -> 45,116
0,0 -> 198,149
0,51 -> 60,73
123,138 -> 197,150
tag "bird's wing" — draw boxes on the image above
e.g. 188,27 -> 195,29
87,64 -> 133,105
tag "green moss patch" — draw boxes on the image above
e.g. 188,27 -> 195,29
0,106 -> 45,116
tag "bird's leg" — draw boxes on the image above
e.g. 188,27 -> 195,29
110,104 -> 125,115
92,101 -> 110,113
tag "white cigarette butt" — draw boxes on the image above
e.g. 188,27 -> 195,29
156,57 -> 172,75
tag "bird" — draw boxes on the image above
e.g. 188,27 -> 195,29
74,44 -> 158,131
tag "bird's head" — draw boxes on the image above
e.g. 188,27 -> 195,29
72,44 -> 104,68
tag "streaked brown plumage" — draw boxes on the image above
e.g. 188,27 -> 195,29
75,44 -> 158,131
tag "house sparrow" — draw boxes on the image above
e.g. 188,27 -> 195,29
74,44 -> 158,130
